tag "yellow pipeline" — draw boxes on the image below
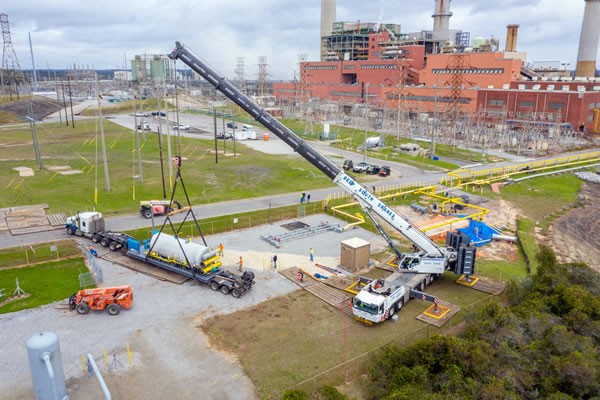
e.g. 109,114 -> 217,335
448,151 -> 600,188
412,188 -> 489,231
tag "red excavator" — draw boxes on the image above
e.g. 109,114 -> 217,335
69,285 -> 134,316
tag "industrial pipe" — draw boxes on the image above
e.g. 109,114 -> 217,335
86,353 -> 112,400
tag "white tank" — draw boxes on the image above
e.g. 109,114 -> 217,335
27,332 -> 68,400
149,233 -> 216,266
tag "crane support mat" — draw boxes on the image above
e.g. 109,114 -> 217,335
102,251 -> 190,284
280,267 -> 353,317
416,299 -> 460,327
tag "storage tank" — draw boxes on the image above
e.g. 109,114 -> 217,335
27,332 -> 68,400
149,233 -> 216,267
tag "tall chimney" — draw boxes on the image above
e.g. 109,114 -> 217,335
432,0 -> 452,33
505,24 -> 520,52
576,0 -> 600,77
320,0 -> 336,61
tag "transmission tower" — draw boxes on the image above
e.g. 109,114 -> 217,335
1,13 -> 28,96
235,57 -> 247,94
445,53 -> 473,147
298,53 -> 308,103
257,56 -> 268,97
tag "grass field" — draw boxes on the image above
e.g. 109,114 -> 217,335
203,271 -> 497,398
0,258 -> 85,314
483,174 -> 582,221
0,119 -> 334,215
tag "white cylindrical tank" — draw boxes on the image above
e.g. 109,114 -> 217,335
27,332 -> 69,400
576,0 -> 600,77
149,233 -> 216,266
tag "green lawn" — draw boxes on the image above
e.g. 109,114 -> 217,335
203,272 -> 491,398
0,119 -> 333,215
484,174 -> 582,221
0,240 -> 81,268
0,259 -> 85,314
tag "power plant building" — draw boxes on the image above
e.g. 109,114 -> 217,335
273,0 -> 600,134
131,54 -> 175,82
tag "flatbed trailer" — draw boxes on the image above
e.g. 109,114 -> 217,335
126,248 -> 254,298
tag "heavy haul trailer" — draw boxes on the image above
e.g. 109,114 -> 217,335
66,211 -> 255,298
169,42 -> 476,323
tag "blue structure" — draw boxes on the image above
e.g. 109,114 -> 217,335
457,220 -> 500,247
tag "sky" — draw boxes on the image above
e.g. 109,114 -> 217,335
1,0 -> 594,81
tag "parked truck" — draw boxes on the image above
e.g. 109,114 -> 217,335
66,211 -> 255,297
168,42 -> 476,322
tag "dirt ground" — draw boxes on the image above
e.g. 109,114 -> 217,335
546,182 -> 600,272
393,197 -> 522,262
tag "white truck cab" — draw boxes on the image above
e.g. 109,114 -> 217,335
352,279 -> 406,324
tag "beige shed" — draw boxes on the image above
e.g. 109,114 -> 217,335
340,237 -> 370,272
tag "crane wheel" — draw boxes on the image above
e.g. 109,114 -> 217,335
231,288 -> 241,298
76,303 -> 90,315
388,304 -> 396,318
107,303 -> 121,316
210,281 -> 220,291
220,285 -> 230,295
395,299 -> 404,312
66,228 -> 73,235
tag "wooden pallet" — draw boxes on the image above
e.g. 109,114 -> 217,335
47,213 -> 67,226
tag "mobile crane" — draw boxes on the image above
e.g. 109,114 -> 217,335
168,42 -> 475,323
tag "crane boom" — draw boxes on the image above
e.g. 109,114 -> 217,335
169,42 -> 452,273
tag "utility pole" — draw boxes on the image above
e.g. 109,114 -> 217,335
26,101 -> 43,170
67,77 -> 75,127
28,33 -> 37,91
61,81 -> 68,126
213,106 -> 218,164
132,95 -> 143,183
163,79 -> 173,189
95,74 -> 110,191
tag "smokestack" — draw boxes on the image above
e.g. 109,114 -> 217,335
576,0 -> 600,77
432,0 -> 452,33
504,24 -> 520,52
320,0 -> 336,61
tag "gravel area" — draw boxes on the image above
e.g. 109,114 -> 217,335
0,214 -> 387,400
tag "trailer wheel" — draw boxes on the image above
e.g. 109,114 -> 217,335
220,285 -> 230,295
100,238 -> 109,247
233,279 -> 243,289
108,241 -> 118,251
231,288 -> 241,298
107,304 -> 121,316
92,235 -> 101,243
210,281 -> 220,291
76,303 -> 90,315
143,209 -> 152,219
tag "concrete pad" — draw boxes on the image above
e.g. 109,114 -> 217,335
12,166 -> 34,177
58,170 -> 83,175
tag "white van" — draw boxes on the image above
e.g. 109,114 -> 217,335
242,124 -> 253,131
